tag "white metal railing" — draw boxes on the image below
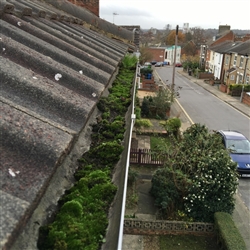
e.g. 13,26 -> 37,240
117,61 -> 139,250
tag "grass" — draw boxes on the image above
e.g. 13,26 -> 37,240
159,234 -> 220,250
150,135 -> 171,150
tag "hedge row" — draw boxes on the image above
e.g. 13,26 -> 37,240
229,84 -> 250,92
214,212 -> 246,250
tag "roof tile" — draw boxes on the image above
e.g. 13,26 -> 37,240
0,0 -> 136,248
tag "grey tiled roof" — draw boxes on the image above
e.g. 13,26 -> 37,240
0,0 -> 135,248
210,41 -> 242,53
229,40 -> 250,55
209,40 -> 250,55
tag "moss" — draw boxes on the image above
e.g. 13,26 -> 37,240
38,59 -> 135,249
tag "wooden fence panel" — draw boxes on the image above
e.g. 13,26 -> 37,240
130,148 -> 165,165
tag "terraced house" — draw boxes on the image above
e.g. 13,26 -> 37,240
0,0 -> 139,249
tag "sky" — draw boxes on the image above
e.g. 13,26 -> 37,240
100,0 -> 250,30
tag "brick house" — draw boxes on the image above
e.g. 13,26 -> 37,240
146,46 -> 182,65
199,25 -> 235,71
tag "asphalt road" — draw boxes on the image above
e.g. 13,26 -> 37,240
155,66 -> 250,211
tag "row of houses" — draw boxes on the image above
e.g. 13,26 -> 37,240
199,27 -> 250,86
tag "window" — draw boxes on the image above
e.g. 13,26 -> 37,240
225,56 -> 229,65
218,54 -> 222,64
239,74 -> 243,83
246,76 -> 249,84
230,75 -> 235,80
233,55 -> 237,66
239,57 -> 244,68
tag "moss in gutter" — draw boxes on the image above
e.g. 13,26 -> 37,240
38,55 -> 137,250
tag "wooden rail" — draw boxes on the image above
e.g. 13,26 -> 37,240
130,148 -> 165,165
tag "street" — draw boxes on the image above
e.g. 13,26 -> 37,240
155,66 -> 250,211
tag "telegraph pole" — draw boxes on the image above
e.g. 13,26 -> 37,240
171,25 -> 178,101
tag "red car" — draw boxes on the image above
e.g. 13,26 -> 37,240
175,63 -> 182,67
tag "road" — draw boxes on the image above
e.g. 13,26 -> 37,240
155,66 -> 250,211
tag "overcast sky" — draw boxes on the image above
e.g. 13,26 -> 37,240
100,0 -> 250,30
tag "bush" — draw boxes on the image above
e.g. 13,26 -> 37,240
121,54 -> 138,69
214,212 -> 246,250
134,118 -> 153,133
229,84 -> 250,92
151,124 -> 239,222
161,117 -> 181,138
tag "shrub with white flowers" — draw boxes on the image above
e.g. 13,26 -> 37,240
151,124 -> 238,222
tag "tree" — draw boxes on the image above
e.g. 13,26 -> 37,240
181,55 -> 200,70
190,27 -> 205,46
139,46 -> 153,64
166,30 -> 185,45
182,42 -> 197,56
141,88 -> 173,119
151,124 -> 238,222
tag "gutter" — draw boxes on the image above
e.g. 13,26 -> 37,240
117,62 -> 138,250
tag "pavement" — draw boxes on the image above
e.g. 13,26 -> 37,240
122,69 -> 250,249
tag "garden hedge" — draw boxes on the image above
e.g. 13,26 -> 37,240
214,212 -> 246,250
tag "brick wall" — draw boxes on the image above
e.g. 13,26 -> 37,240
242,92 -> 250,106
67,0 -> 99,16
146,48 -> 166,62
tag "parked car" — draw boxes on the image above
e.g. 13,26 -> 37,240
217,130 -> 250,176
154,62 -> 163,67
175,63 -> 182,67
151,61 -> 157,65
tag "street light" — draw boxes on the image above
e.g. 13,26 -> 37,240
171,25 -> 179,101
113,12 -> 119,24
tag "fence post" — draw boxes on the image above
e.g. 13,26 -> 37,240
138,149 -> 142,164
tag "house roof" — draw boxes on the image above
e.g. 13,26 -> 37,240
229,40 -> 250,55
0,0 -> 135,248
209,40 -> 250,56
209,40 -> 243,53
206,30 -> 233,46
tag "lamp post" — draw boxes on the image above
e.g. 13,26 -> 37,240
171,25 -> 179,101
113,12 -> 118,24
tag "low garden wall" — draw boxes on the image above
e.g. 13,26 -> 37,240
198,72 -> 214,79
124,218 -> 214,236
242,92 -> 250,106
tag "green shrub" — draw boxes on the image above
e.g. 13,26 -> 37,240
121,54 -> 138,69
214,212 -> 246,250
134,118 -> 152,133
140,67 -> 153,75
151,124 -> 239,222
229,84 -> 250,92
161,117 -> 181,138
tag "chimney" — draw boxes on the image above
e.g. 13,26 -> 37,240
218,25 -> 230,34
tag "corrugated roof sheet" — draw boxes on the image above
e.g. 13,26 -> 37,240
0,0 -> 135,248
